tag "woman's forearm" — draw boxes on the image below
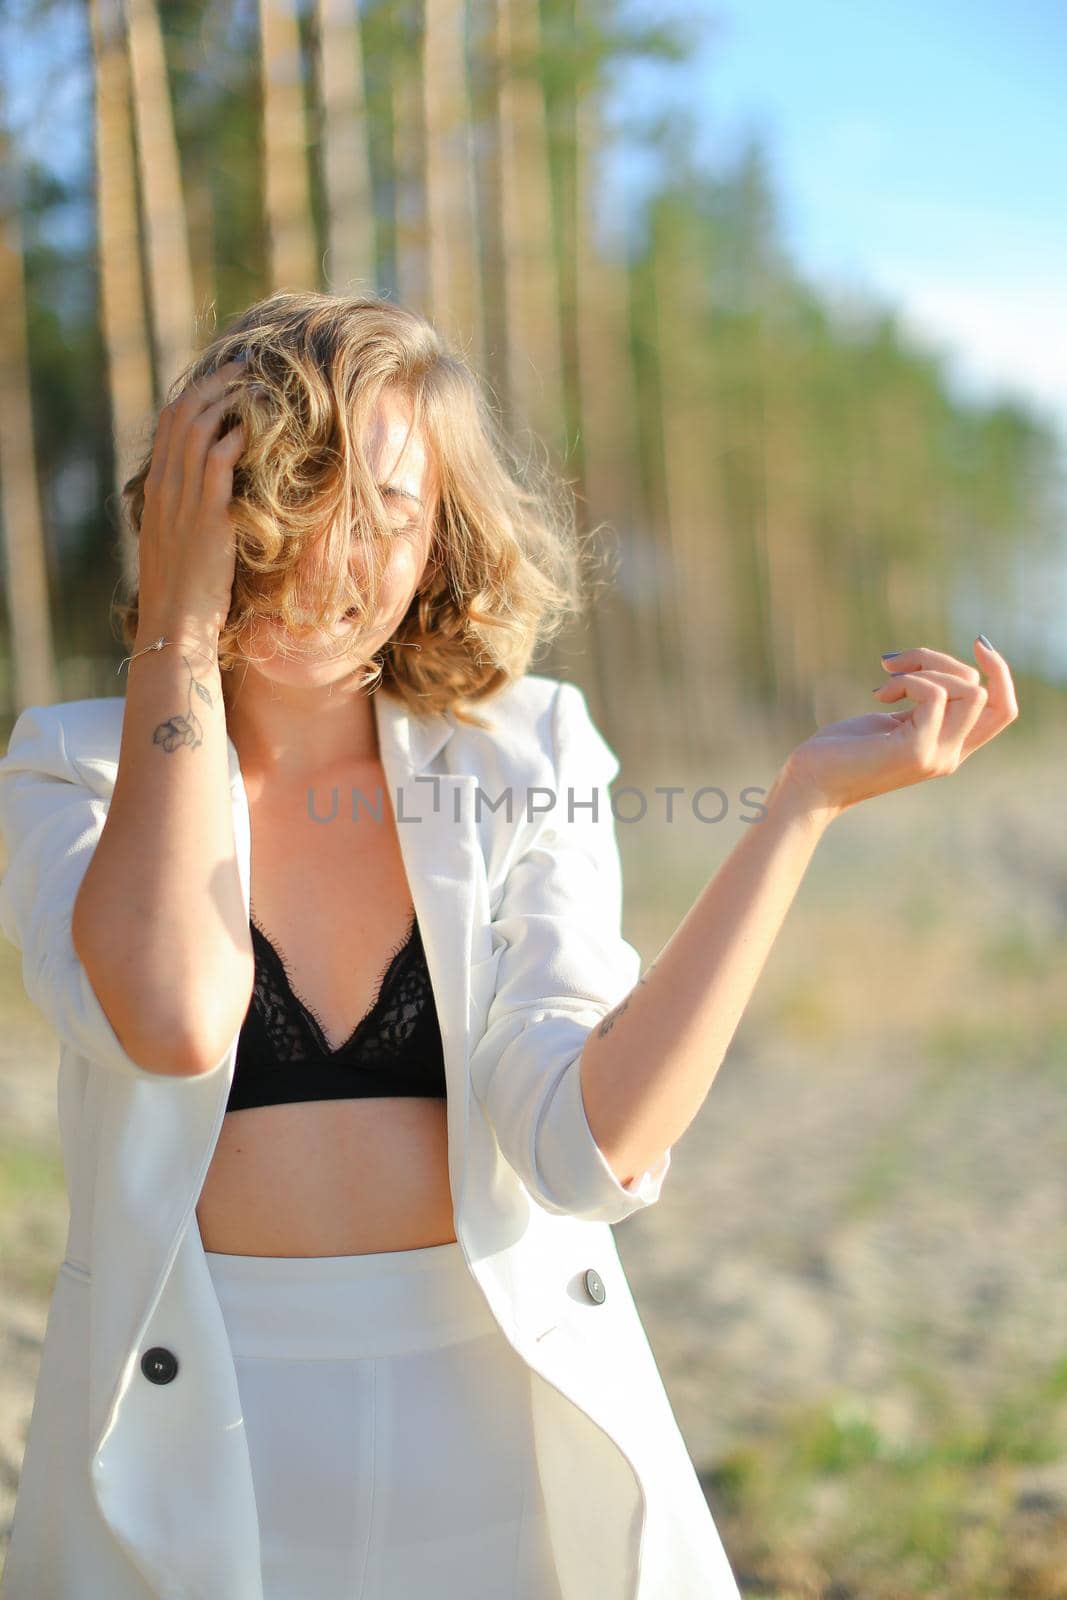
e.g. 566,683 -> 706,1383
578,767 -> 836,1186
71,618 -> 254,1075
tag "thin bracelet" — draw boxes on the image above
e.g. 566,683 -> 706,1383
116,634 -> 220,675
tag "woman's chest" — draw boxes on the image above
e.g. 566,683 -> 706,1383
245,770 -> 417,1054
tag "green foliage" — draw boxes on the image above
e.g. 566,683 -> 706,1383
1,0 -> 1061,713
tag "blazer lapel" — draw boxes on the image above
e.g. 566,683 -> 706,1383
371,689 -> 484,1212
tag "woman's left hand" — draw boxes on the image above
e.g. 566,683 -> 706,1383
778,638 -> 1020,820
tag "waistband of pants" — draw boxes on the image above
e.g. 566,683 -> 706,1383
203,1240 -> 501,1360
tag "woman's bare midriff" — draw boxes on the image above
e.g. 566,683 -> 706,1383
195,756 -> 458,1258
195,1097 -> 457,1256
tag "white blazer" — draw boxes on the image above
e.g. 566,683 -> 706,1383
0,671 -> 743,1600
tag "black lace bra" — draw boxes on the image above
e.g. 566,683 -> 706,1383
226,906 -> 447,1112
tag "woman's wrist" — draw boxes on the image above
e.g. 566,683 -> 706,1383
765,761 -> 842,833
134,612 -> 223,660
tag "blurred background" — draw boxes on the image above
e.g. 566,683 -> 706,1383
0,1 -> 1063,1594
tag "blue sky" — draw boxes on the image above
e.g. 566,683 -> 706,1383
607,0 -> 1067,450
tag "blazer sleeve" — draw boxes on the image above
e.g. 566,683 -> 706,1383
467,679 -> 672,1225
0,704 -> 200,1082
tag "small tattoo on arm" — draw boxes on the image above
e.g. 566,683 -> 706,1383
597,962 -> 656,1039
151,657 -> 216,752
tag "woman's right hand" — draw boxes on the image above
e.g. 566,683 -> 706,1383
135,357 -> 248,644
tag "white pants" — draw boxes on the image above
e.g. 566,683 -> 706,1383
204,1240 -> 564,1600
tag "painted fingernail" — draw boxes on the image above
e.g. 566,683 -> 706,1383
978,633 -> 995,651
881,651 -> 903,659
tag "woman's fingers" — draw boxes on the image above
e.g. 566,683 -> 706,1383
972,636 -> 1020,738
161,359 -> 246,499
144,406 -> 175,495
874,669 -> 966,771
879,645 -> 981,685
137,359 -> 248,628
874,639 -> 1018,772
177,395 -> 244,522
152,360 -> 236,459
201,416 -> 247,505
874,666 -> 979,719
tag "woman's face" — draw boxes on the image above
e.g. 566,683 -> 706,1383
232,386 -> 437,687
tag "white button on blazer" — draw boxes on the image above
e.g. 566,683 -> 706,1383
0,671 -> 743,1600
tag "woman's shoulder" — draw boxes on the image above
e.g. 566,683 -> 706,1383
446,672 -> 573,781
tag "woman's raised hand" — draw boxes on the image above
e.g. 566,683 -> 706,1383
136,358 -> 248,643
777,638 -> 1020,820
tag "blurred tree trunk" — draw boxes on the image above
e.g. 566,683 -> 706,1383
125,0 -> 198,392
393,0 -> 428,312
88,0 -> 156,573
423,0 -> 483,367
312,0 -> 377,294
756,353 -> 822,732
0,124 -> 58,711
650,208 -> 735,769
494,0 -> 565,458
572,61 -> 667,769
471,0 -> 509,410
184,163 -> 217,321
259,0 -> 319,291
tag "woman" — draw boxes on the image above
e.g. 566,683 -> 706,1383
0,291 -> 1018,1600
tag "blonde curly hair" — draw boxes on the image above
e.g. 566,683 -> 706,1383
111,290 -> 596,727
